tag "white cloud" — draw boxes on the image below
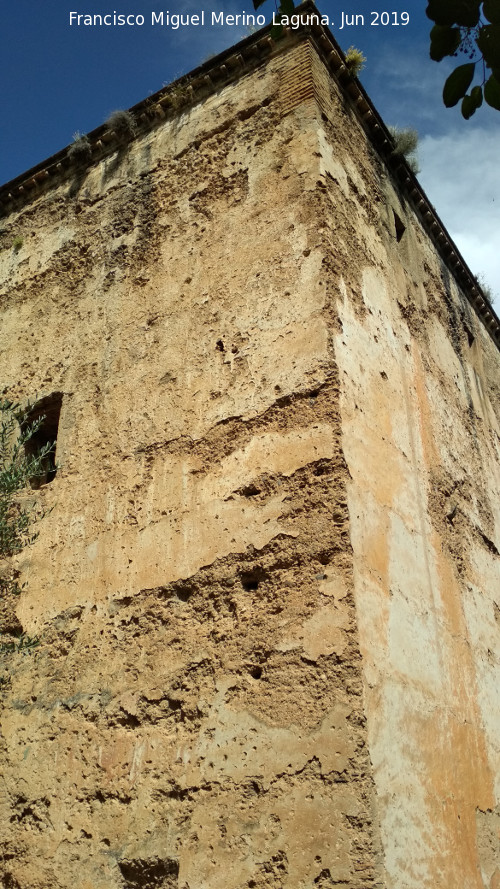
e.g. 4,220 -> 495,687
418,128 -> 500,306
361,40 -> 458,132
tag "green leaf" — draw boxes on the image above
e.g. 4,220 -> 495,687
430,24 -> 461,61
426,0 -> 455,24
456,0 -> 481,26
470,84 -> 483,105
461,85 -> 483,118
460,95 -> 475,118
484,73 -> 500,108
477,24 -> 500,68
459,4 -> 481,25
443,63 -> 475,105
483,0 -> 500,25
270,20 -> 284,39
269,0 -> 295,38
426,0 -> 480,26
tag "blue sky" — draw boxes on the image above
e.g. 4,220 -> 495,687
1,0 -> 498,301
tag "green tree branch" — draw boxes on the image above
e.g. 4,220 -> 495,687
427,0 -> 500,117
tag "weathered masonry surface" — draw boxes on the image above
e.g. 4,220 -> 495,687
0,8 -> 499,889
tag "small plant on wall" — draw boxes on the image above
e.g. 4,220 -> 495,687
476,273 -> 496,306
68,132 -> 93,164
104,109 -> 137,138
388,126 -> 420,174
0,399 -> 54,557
0,399 -> 54,662
345,46 -> 366,77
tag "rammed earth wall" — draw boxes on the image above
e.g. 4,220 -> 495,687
0,16 -> 499,889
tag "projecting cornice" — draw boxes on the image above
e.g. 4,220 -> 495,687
1,2 -> 498,347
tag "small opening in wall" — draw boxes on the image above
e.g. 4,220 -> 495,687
241,571 -> 262,592
393,210 -> 406,242
464,324 -> 475,348
24,392 -> 63,488
240,483 -> 260,498
216,339 -> 224,352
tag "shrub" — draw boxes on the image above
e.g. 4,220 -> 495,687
388,126 -> 420,174
345,46 -> 366,77
158,83 -> 194,113
0,399 -> 53,559
476,273 -> 496,306
68,132 -> 92,164
0,399 -> 54,657
104,109 -> 137,138
12,236 -> 23,252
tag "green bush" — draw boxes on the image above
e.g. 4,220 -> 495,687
0,399 -> 54,559
68,132 -> 92,164
345,46 -> 366,77
476,273 -> 496,306
105,109 -> 137,138
0,399 -> 53,657
388,126 -> 420,174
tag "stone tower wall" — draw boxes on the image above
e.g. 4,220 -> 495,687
0,26 -> 499,889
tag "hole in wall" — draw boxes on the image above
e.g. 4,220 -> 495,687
24,392 -> 63,488
313,464 -> 327,477
393,210 -> 406,242
173,581 -> 193,602
240,484 -> 260,497
118,857 -> 179,889
241,571 -> 264,592
216,339 -> 224,352
464,324 -> 475,348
